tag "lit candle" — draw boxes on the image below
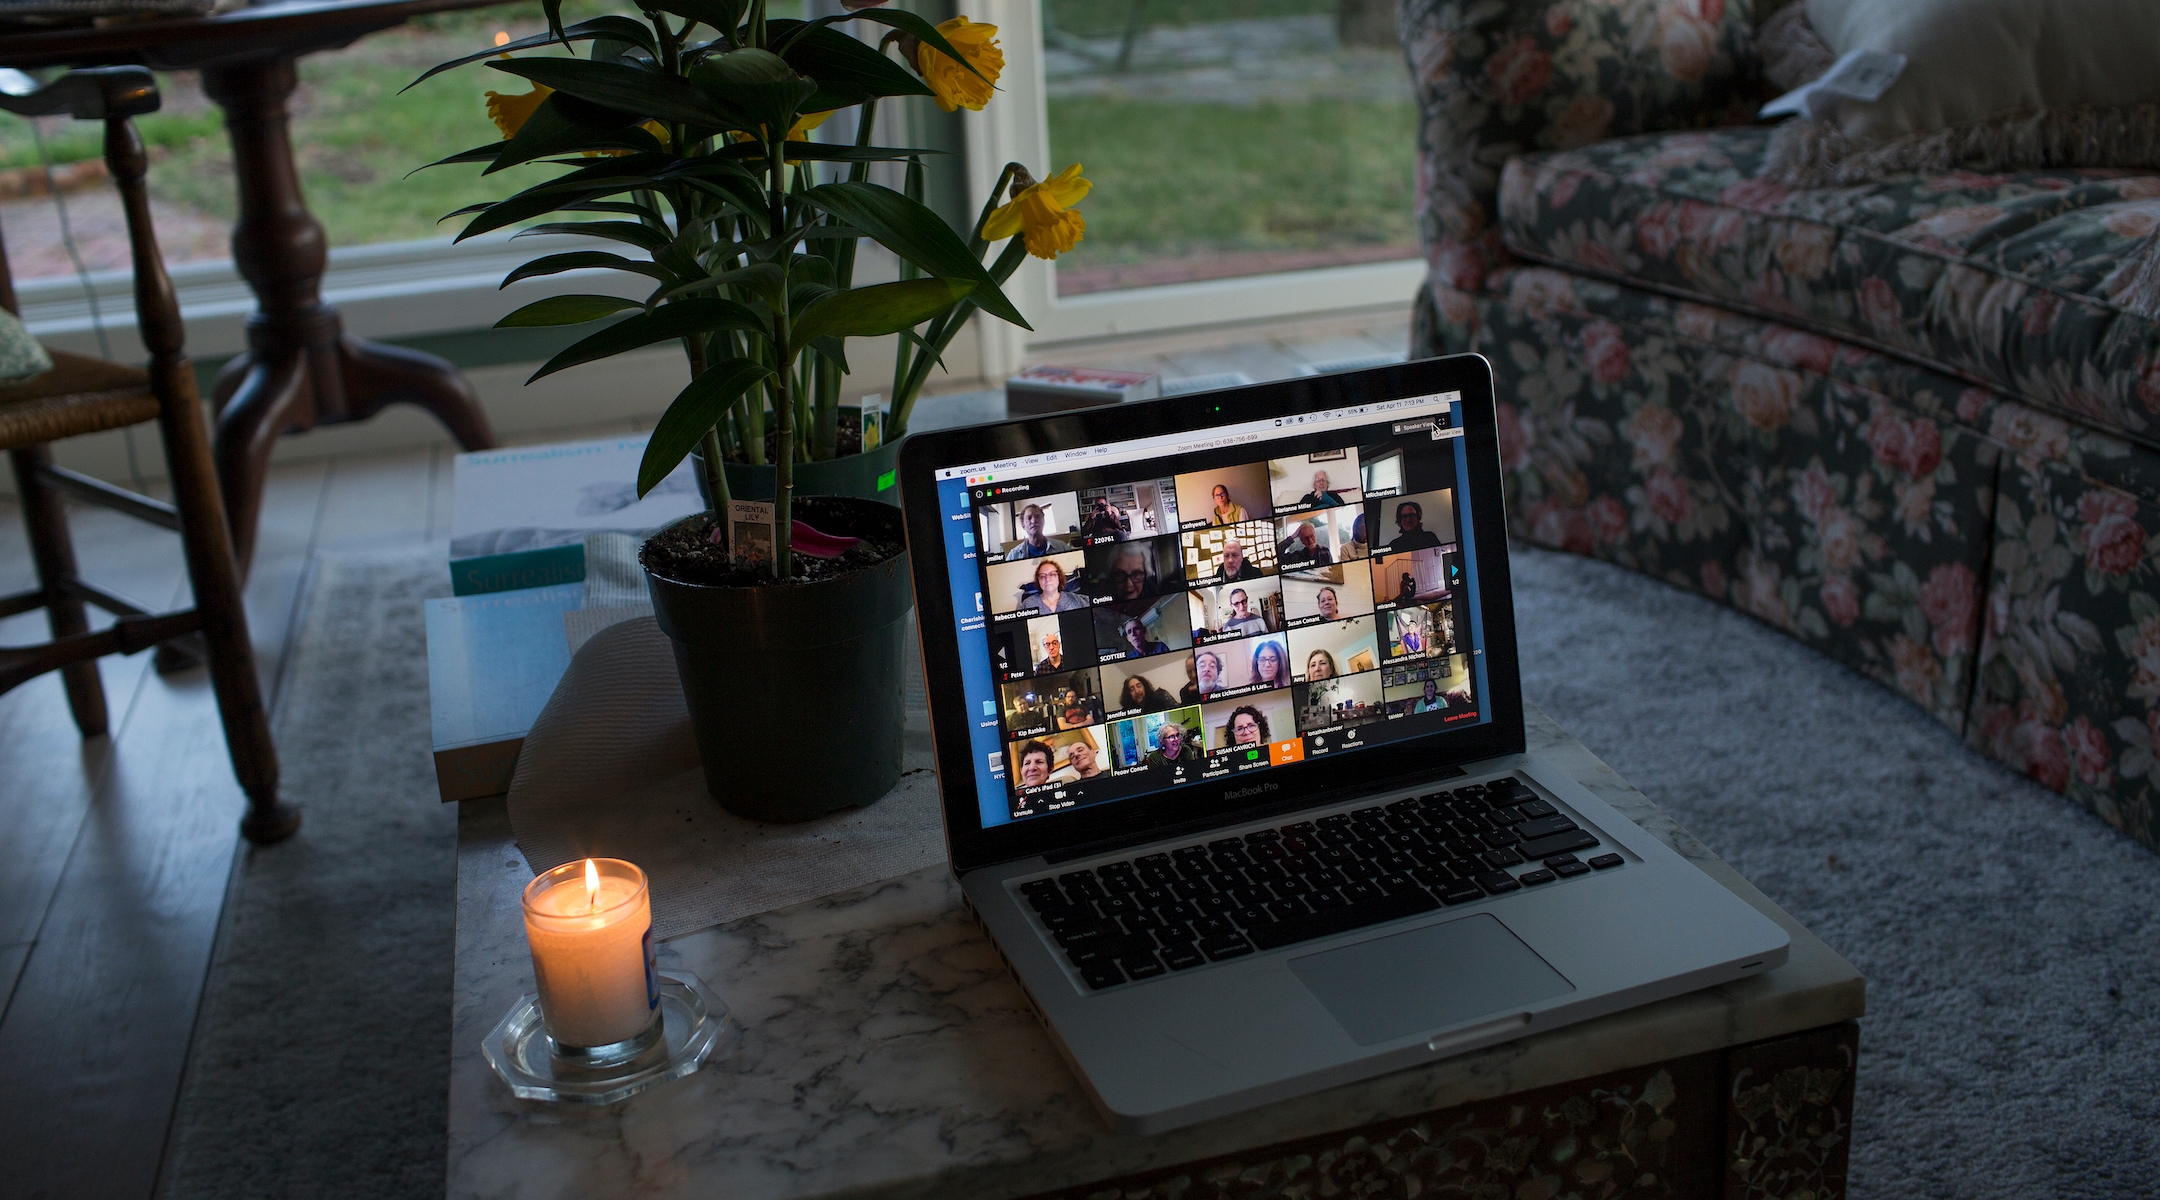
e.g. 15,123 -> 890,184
521,858 -> 658,1053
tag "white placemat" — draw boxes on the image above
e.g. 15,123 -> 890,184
506,615 -> 945,941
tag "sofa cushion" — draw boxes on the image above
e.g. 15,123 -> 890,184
1497,126 -> 2160,449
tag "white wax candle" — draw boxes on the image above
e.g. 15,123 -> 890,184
521,858 -> 658,1049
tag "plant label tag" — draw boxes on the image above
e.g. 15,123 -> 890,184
727,500 -> 775,573
860,392 -> 885,452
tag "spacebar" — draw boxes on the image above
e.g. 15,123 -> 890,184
1246,890 -> 1441,951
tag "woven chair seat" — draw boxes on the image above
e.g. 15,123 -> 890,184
0,349 -> 159,451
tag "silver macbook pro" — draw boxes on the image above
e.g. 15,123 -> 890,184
896,352 -> 1788,1133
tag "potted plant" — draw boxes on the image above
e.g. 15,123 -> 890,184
415,0 -> 1091,819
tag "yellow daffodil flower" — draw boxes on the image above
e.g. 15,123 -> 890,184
486,82 -> 551,139
983,163 -> 1090,259
916,16 -> 1002,113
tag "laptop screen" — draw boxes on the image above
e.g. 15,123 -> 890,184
926,388 -> 1490,831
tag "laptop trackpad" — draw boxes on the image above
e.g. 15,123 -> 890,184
1289,914 -> 1574,1045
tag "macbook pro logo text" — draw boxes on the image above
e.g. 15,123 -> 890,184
1223,782 -> 1280,800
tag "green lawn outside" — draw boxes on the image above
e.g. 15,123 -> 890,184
1043,0 -> 1329,38
1046,95 -> 1416,267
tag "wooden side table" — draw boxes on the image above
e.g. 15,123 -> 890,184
444,703 -> 1867,1199
0,0 -> 502,572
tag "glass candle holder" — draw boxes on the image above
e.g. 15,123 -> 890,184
521,858 -> 660,1063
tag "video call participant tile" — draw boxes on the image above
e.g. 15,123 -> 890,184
1271,505 -> 1364,571
1104,651 -> 1195,719
1024,610 -> 1096,675
1294,670 -> 1384,733
1382,602 -> 1456,661
1383,654 -> 1473,716
985,550 -> 1091,618
1200,690 -> 1298,757
1187,576 -> 1282,643
1045,725 -> 1110,785
1288,616 -> 1380,682
1180,520 -> 1277,584
1074,478 -> 1180,543
1193,633 -> 1294,701
1268,449 -> 1362,512
1106,706 -> 1204,772
1174,462 -> 1273,530
1371,487 -> 1456,556
978,490 -> 1081,561
1280,564 -> 1375,628
1094,595 -> 1190,664
998,665 -> 1103,739
1370,546 -> 1451,608
1085,533 -> 1184,603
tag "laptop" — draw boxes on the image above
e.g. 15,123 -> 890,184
896,352 -> 1789,1134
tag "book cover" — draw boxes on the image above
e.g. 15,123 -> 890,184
449,435 -> 703,595
425,582 -> 586,802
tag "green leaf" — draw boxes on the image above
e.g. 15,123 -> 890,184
809,334 -> 849,375
403,17 -> 658,91
501,252 -> 673,289
488,57 -> 742,129
777,23 -> 932,109
803,182 -> 1029,329
647,261 -> 785,306
407,141 -> 505,175
495,294 -> 644,327
514,220 -> 673,251
640,359 -> 774,497
790,277 -> 973,348
645,0 -> 745,38
530,297 -> 769,381
485,94 -> 660,174
455,184 -> 608,241
687,50 -> 818,133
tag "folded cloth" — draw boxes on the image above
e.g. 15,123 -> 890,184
506,614 -> 943,941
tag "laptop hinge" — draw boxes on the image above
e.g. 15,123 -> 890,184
1039,762 -> 1468,866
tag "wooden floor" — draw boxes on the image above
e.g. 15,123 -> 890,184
0,309 -> 1406,1200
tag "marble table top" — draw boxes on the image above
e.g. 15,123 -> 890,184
445,704 -> 1866,1199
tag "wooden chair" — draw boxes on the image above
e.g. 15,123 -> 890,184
0,66 -> 297,844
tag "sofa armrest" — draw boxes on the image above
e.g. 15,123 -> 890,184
1403,0 -> 1771,295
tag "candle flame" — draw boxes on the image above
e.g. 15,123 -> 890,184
584,858 -> 600,913
494,29 -> 510,46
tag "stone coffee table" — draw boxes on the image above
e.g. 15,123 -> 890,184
445,704 -> 1865,1199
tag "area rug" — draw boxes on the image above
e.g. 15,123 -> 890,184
157,544 -> 2160,1198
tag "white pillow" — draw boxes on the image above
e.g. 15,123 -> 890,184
1767,0 -> 2160,185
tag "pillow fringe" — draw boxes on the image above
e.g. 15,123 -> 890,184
1766,102 -> 2160,187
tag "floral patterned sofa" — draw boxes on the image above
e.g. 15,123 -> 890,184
1402,0 -> 2160,852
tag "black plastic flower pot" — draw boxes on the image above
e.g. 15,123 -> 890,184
641,498 -> 914,822
689,427 -> 904,508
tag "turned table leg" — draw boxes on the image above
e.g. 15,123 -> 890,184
198,57 -> 495,576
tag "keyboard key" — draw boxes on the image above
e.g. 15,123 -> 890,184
1514,815 -> 1580,841
1589,853 -> 1624,870
1439,881 -> 1486,905
1518,869 -> 1557,886
1411,864 -> 1456,889
1230,906 -> 1273,930
1517,798 -> 1556,819
1160,941 -> 1206,970
1308,888 -> 1350,910
1342,881 -> 1385,905
1197,893 -> 1236,916
1482,847 -> 1526,869
1542,853 -> 1581,868
1058,871 -> 1106,900
1095,895 -> 1139,918
1192,916 -> 1236,940
1080,960 -> 1125,989
1119,952 -> 1167,981
1553,861 -> 1591,878
1264,898 -> 1312,922
1246,888 -> 1440,951
1447,857 -> 1486,879
1200,934 -> 1255,961
1476,871 -> 1522,895
1481,827 -> 1524,848
1519,830 -> 1600,860
1488,806 -> 1525,826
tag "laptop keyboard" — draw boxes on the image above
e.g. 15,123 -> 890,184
1017,776 -> 1623,990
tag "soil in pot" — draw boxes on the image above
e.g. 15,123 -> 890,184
640,494 -> 905,587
